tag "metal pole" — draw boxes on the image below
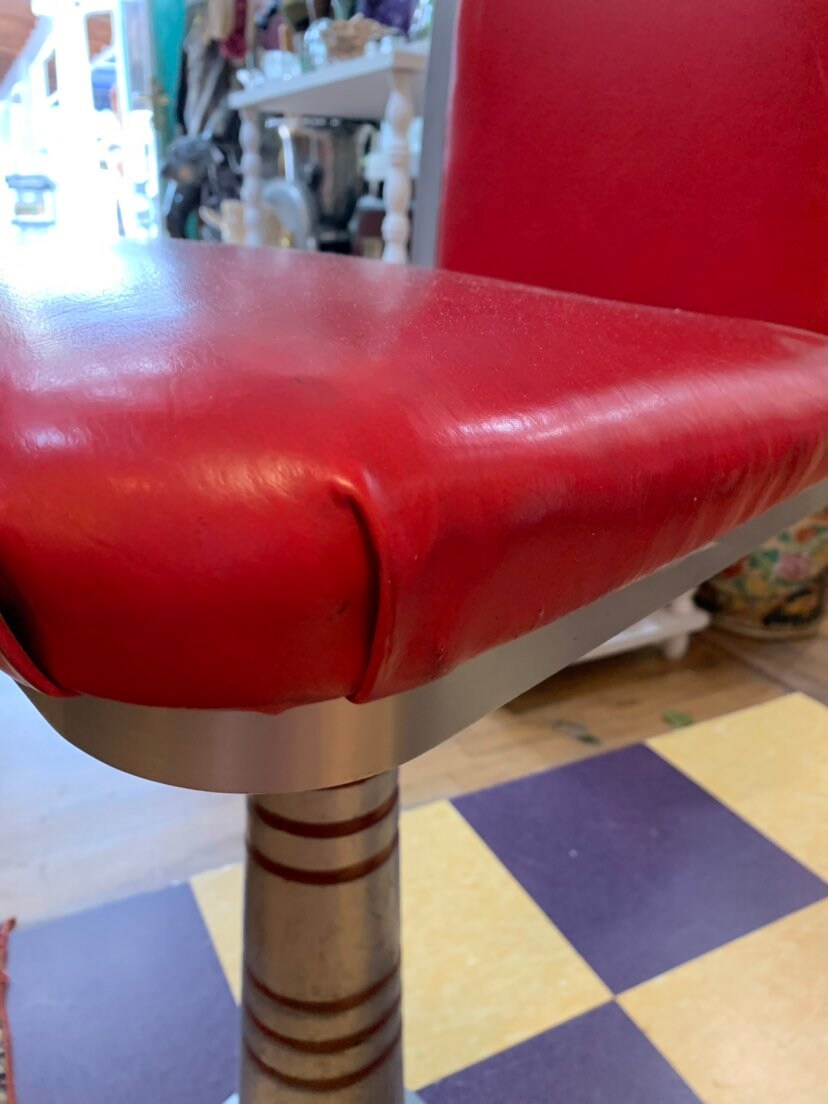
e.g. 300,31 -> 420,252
239,771 -> 404,1103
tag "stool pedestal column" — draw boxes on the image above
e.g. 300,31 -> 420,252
239,771 -> 404,1103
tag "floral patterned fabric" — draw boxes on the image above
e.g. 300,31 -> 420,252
699,511 -> 828,637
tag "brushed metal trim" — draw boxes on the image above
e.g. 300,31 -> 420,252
22,478 -> 828,794
409,0 -> 458,268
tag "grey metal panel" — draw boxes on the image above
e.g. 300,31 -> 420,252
409,0 -> 459,268
23,477 -> 828,794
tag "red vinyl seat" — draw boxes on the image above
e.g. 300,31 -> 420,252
5,0 -> 828,714
2,241 -> 827,710
4,7 -> 828,1102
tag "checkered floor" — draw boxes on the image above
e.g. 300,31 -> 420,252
6,693 -> 827,1103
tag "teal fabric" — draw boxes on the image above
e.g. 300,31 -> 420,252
149,0 -> 186,145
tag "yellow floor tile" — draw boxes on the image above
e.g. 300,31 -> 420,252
401,801 -> 610,1090
650,693 -> 828,879
192,863 -> 244,1001
620,900 -> 828,1104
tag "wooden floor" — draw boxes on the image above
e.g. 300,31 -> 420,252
1,623 -> 826,926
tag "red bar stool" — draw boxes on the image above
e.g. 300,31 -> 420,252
3,1 -> 828,1100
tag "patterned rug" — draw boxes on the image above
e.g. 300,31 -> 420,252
0,921 -> 15,1104
3,692 -> 827,1103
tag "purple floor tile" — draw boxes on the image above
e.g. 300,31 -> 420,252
455,745 -> 826,992
419,1002 -> 699,1103
8,884 -> 239,1104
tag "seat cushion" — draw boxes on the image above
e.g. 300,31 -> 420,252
2,241 -> 827,709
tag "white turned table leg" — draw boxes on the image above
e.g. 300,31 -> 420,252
240,107 -> 264,247
382,71 -> 415,264
662,591 -> 698,660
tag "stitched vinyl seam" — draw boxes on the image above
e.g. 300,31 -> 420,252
335,474 -> 394,704
0,609 -> 73,697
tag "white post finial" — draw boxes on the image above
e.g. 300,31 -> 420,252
240,107 -> 264,246
382,72 -> 415,263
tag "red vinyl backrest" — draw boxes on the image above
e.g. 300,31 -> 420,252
436,0 -> 828,333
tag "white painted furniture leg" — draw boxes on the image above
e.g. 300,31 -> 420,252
240,107 -> 264,247
661,592 -> 698,660
381,72 -> 415,264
